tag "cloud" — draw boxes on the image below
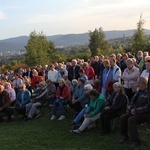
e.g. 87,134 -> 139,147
0,11 -> 6,20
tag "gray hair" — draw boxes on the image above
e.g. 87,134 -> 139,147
84,84 -> 93,90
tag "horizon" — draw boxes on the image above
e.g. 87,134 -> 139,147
0,0 -> 150,40
1,28 -> 150,41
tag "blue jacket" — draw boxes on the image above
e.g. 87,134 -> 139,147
73,85 -> 89,107
16,89 -> 31,106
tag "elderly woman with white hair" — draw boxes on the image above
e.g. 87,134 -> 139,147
122,58 -> 140,101
100,82 -> 127,135
73,89 -> 106,133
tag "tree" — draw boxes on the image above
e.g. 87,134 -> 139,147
132,14 -> 149,53
89,27 -> 108,56
25,31 -> 56,67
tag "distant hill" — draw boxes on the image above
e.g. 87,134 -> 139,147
0,29 -> 150,52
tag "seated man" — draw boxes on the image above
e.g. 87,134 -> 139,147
70,84 -> 93,125
73,89 -> 106,133
25,81 -> 48,121
69,78 -> 87,115
0,84 -> 13,122
16,83 -> 31,118
101,82 -> 127,135
119,76 -> 150,149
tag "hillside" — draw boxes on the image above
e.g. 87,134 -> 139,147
0,29 -> 150,52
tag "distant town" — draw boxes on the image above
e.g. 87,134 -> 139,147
0,50 -> 26,57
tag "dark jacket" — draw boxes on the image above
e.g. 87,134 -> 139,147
129,89 -> 150,114
106,90 -> 127,116
0,90 -> 11,109
32,86 -> 48,105
68,65 -> 80,81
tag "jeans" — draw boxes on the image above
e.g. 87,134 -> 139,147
74,108 -> 87,123
52,99 -> 68,116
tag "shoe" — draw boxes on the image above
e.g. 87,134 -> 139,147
118,136 -> 129,144
58,115 -> 65,120
73,129 -> 81,133
128,142 -> 141,149
50,115 -> 56,120
35,113 -> 41,118
24,117 -> 31,122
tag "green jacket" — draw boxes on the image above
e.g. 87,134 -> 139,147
86,94 -> 106,117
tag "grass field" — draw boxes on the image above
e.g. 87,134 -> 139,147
0,107 -> 149,150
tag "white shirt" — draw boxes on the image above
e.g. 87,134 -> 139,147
140,70 -> 149,79
48,70 -> 58,82
5,88 -> 16,102
12,78 -> 23,87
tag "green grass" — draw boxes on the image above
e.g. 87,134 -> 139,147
0,108 -> 149,150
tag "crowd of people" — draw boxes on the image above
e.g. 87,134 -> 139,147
0,50 -> 150,149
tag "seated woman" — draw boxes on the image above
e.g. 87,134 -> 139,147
50,78 -> 71,121
5,82 -> 16,106
70,79 -> 78,97
100,82 -> 127,135
46,79 -> 56,106
73,89 -> 106,133
25,81 -> 48,121
16,83 -> 31,118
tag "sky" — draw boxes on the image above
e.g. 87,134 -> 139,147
0,0 -> 150,40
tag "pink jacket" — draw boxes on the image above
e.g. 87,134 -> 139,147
122,66 -> 140,89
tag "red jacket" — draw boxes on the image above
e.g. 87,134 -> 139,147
84,66 -> 95,80
31,76 -> 43,88
55,85 -> 71,101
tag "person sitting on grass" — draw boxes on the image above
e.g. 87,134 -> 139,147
25,81 -> 48,121
50,78 -> 71,121
0,84 -> 13,122
73,89 -> 106,133
16,83 -> 31,118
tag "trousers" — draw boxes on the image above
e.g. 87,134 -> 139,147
120,112 -> 150,142
79,113 -> 101,131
